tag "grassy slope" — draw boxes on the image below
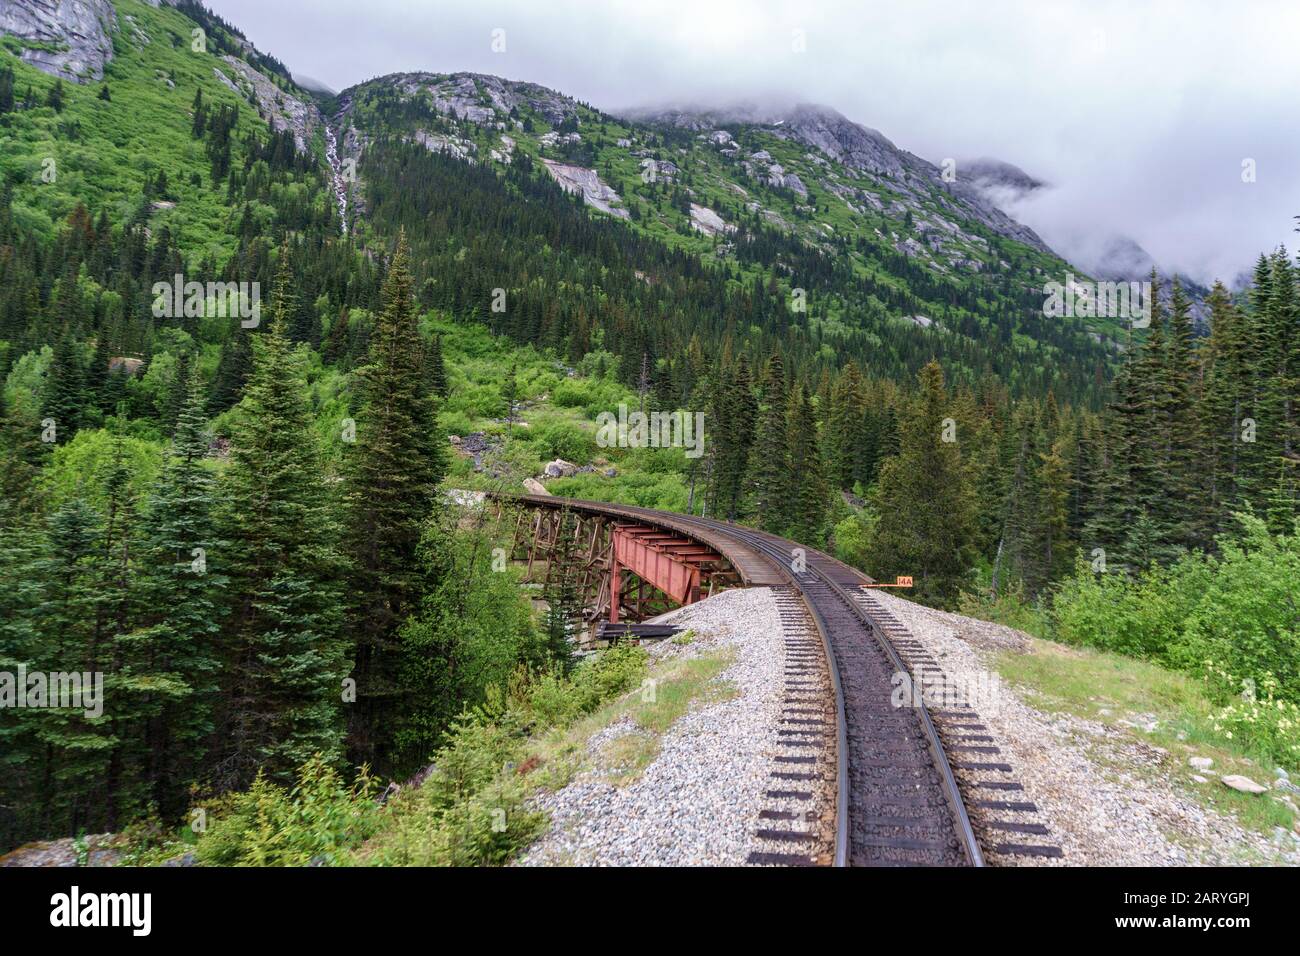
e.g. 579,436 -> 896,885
996,637 -> 1297,844
0,0 -> 304,263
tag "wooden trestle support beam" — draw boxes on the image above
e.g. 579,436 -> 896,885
495,500 -> 742,634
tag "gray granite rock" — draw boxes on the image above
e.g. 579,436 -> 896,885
0,0 -> 117,82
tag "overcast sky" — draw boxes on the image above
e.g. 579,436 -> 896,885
208,0 -> 1300,285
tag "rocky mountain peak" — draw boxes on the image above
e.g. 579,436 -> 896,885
349,71 -> 579,127
960,157 -> 1047,199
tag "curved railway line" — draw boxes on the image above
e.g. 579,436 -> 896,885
501,494 -> 1061,867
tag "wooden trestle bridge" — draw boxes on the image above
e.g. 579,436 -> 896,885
493,494 -> 784,628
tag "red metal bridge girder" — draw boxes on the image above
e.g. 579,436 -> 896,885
609,526 -> 714,623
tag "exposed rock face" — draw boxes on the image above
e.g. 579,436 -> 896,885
413,129 -> 477,161
0,0 -> 118,82
689,203 -> 733,237
541,159 -> 629,219
960,157 -> 1046,198
376,71 -> 578,127
217,55 -> 321,152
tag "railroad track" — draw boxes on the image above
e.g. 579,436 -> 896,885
496,495 -> 1060,866
699,520 -> 983,867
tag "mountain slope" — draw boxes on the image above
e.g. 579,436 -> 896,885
329,71 -> 1125,402
0,0 -> 330,258
1,0 -> 1130,402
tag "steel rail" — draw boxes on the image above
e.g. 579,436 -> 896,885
693,519 -> 981,867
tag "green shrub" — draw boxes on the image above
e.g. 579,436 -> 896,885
193,755 -> 380,867
832,509 -> 875,572
1050,552 -> 1214,662
1171,515 -> 1300,700
528,419 -> 595,464
958,574 -> 1050,639
1203,671 -> 1300,770
355,644 -> 647,866
565,644 -> 648,713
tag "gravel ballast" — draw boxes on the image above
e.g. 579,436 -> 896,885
519,586 -> 817,866
520,583 -> 1298,866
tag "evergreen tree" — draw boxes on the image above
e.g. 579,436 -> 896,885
787,385 -> 828,543
0,65 -> 14,115
43,330 -> 85,440
208,329 -> 253,414
827,361 -> 865,490
212,274 -> 349,790
706,354 -> 755,520
425,332 -> 449,398
343,233 -> 446,775
1198,281 -> 1249,538
541,509 -> 580,673
502,361 -> 519,434
750,353 -> 791,533
867,362 -> 976,606
322,307 -> 351,367
130,371 -> 226,815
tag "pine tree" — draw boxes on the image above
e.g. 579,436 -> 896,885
1034,423 -> 1072,588
322,307 -> 351,366
0,404 -> 47,513
425,332 -> 449,398
212,269 -> 349,790
1160,278 -> 1201,551
541,510 -> 580,673
787,385 -> 828,544
706,354 -> 755,520
13,497 -> 109,836
43,330 -> 85,440
208,328 -> 253,414
191,88 -> 207,138
130,370 -> 226,815
868,361 -> 976,606
502,360 -> 519,434
0,65 -> 14,115
827,362 -> 865,490
750,353 -> 791,533
1198,281 -> 1249,538
342,232 -> 446,775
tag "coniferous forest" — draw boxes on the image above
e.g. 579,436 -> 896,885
0,0 -> 1297,868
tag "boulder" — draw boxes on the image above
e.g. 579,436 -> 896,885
1221,774 -> 1267,795
543,459 -> 578,478
523,477 -> 549,496
1189,756 -> 1213,770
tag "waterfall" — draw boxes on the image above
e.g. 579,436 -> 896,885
325,125 -> 348,235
